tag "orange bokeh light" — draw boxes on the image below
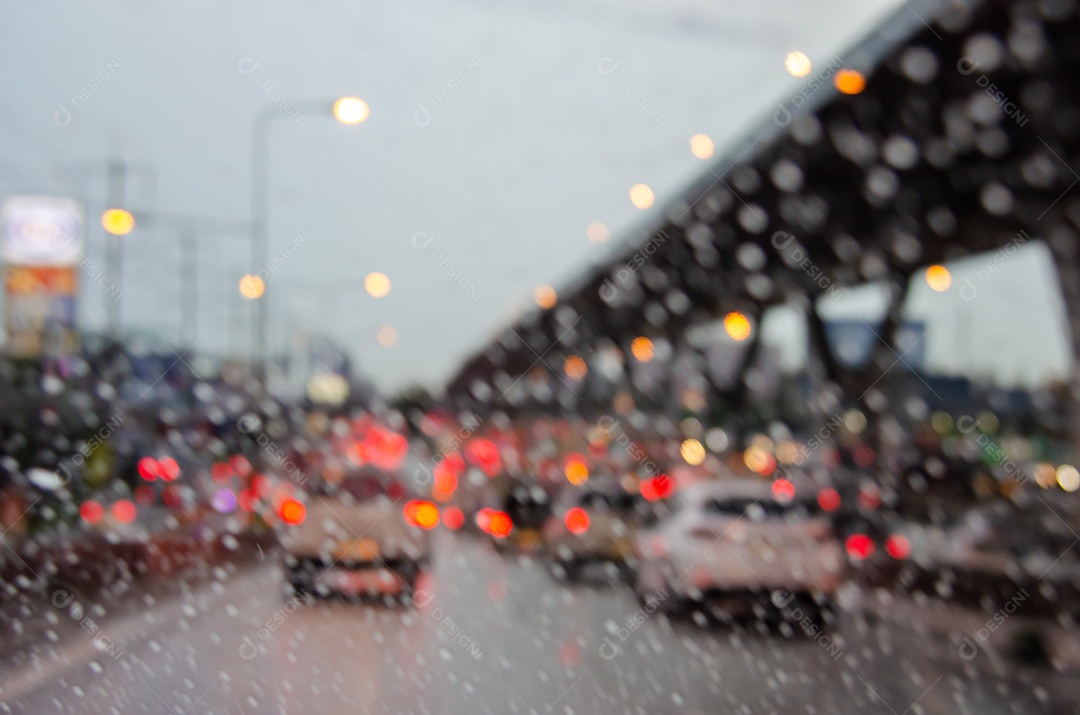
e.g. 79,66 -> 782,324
280,498 -> 306,525
112,499 -> 137,524
564,355 -> 587,380
835,69 -> 866,95
723,312 -> 752,341
564,507 -> 590,534
925,264 -> 952,292
630,336 -> 654,362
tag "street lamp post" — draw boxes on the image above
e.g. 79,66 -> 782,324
249,96 -> 369,393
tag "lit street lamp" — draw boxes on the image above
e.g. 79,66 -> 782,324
250,96 -> 368,392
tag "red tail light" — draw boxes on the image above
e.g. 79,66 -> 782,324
404,500 -> 439,529
487,511 -> 513,538
845,533 -> 875,560
112,499 -> 137,524
442,506 -> 465,530
476,507 -> 495,531
564,507 -> 590,534
817,487 -> 841,512
885,533 -> 910,559
640,475 -> 674,501
771,478 -> 795,502
280,498 -> 306,525
80,500 -> 104,524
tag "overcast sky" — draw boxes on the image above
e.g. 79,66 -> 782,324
1,0 -> 1069,392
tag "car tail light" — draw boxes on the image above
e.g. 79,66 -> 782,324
564,507 -> 590,534
885,533 -> 910,559
488,511 -> 512,538
112,499 -> 137,524
476,507 -> 495,531
280,498 -> 306,525
771,478 -> 795,502
80,500 -> 104,524
404,500 -> 439,530
640,475 -> 674,502
817,487 -> 841,512
845,532 -> 875,560
137,457 -> 158,481
442,506 -> 465,530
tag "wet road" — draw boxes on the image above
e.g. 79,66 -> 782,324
1,534 -> 1071,714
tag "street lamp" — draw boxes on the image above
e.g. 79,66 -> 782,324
101,208 -> 135,236
250,96 -> 368,392
333,97 -> 370,125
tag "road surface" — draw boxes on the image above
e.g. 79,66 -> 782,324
1,534 -> 1072,714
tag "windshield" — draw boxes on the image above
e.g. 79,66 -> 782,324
4,0 -> 1080,713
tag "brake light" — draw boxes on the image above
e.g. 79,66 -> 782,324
845,533 -> 875,560
404,500 -> 439,529
80,500 -> 104,524
158,456 -> 181,481
817,487 -> 841,512
112,499 -> 137,524
280,498 -> 306,525
771,478 -> 795,502
488,510 -> 513,538
443,506 -> 465,530
885,533 -> 910,559
564,507 -> 590,534
476,507 -> 495,531
137,457 -> 158,481
640,475 -> 673,501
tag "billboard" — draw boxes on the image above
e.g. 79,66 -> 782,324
3,266 -> 79,357
1,196 -> 84,266
2,197 -> 84,357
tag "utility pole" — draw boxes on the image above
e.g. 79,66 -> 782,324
181,229 -> 198,346
104,159 -> 126,338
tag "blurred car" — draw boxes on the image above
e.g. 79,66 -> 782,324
633,480 -> 845,621
541,482 -> 658,580
486,483 -> 552,552
908,500 -> 1079,584
834,510 -> 912,588
281,469 -> 434,602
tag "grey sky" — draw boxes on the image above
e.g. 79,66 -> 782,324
6,0 -> 1061,393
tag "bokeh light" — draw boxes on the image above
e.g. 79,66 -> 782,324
1057,464 -> 1080,492
835,69 -> 866,94
101,208 -> 135,236
925,264 -> 952,292
784,51 -> 812,77
680,438 -> 706,465
586,221 -> 609,244
535,284 -> 557,309
365,272 -> 391,297
689,134 -> 714,160
723,312 -> 752,341
333,96 -> 369,124
631,336 -> 654,362
239,274 -> 265,300
564,355 -> 587,381
629,183 -> 654,209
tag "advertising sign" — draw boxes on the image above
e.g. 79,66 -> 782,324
1,196 -> 84,266
3,266 -> 79,357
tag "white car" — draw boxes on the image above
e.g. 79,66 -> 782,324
633,480 -> 844,622
541,483 -> 658,580
281,470 -> 433,602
